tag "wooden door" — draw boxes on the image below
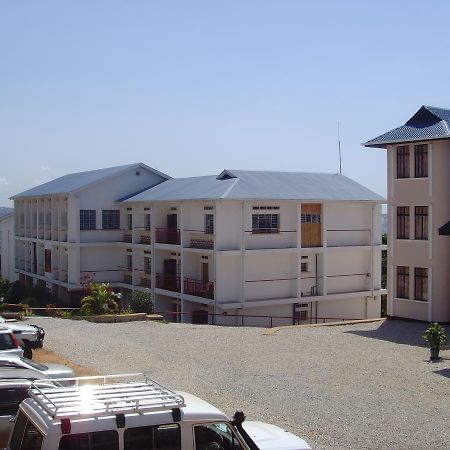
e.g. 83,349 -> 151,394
301,204 -> 322,248
202,262 -> 209,283
167,214 -> 177,230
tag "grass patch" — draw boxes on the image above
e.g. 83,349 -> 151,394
33,348 -> 98,377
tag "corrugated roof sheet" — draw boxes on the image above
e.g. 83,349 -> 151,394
364,105 -> 450,148
124,170 -> 384,202
11,163 -> 170,199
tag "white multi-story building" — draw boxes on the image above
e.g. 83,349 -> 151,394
0,208 -> 16,282
365,105 -> 450,322
6,164 -> 385,326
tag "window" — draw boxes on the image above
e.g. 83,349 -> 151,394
414,267 -> 428,301
414,144 -> 428,178
0,333 -> 16,350
80,210 -> 96,230
102,210 -> 120,230
124,424 -> 180,450
252,214 -> 279,234
144,214 -> 151,231
44,249 -> 52,272
9,413 -> 43,450
205,214 -> 214,234
301,214 -> 321,223
415,206 -> 428,240
194,423 -> 245,450
144,256 -> 151,274
396,145 -> 410,178
396,266 -> 409,299
126,213 -> 132,230
126,254 -> 133,271
301,263 -> 308,272
59,430 -> 119,450
0,387 -> 28,415
396,206 -> 409,239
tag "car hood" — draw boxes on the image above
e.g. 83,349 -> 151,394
242,421 -> 311,450
2,322 -> 37,334
43,364 -> 75,379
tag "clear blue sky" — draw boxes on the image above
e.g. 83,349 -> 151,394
1,1 -> 449,206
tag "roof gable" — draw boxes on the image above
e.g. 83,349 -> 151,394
364,105 -> 450,148
11,163 -> 171,199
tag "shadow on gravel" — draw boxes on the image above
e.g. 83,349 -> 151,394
344,319 -> 430,347
433,368 -> 450,379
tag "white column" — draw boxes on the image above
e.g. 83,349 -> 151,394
179,203 -> 184,323
322,203 -> 328,296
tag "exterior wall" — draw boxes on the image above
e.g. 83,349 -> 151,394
0,215 -> 17,281
387,140 -> 450,322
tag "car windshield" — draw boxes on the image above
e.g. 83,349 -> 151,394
20,357 -> 48,371
0,333 -> 15,350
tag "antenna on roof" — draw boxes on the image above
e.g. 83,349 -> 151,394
338,121 -> 342,174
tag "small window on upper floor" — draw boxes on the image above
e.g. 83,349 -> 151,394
80,210 -> 96,230
126,213 -> 133,230
414,206 -> 428,240
102,210 -> 120,230
396,266 -> 409,299
414,144 -> 428,178
414,267 -> 428,301
396,145 -> 410,178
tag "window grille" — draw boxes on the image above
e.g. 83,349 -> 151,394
396,206 -> 409,239
414,144 -> 428,178
102,210 -> 120,230
301,214 -> 321,223
80,210 -> 96,230
414,206 -> 428,240
414,267 -> 428,301
205,214 -> 214,234
252,214 -> 279,234
396,266 -> 409,299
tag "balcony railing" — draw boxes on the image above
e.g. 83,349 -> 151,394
184,277 -> 214,299
139,230 -> 151,245
189,232 -> 214,250
155,228 -> 180,245
139,274 -> 151,288
123,271 -> 133,285
155,273 -> 181,292
123,231 -> 133,243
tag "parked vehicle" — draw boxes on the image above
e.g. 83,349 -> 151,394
0,355 -> 74,384
5,373 -> 311,450
0,370 -> 56,448
0,328 -> 23,358
0,316 -> 45,359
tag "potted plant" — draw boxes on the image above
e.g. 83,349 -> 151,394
423,322 -> 448,361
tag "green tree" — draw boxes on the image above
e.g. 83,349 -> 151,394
81,283 -> 118,315
129,290 -> 153,314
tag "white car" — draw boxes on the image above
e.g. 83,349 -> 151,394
0,327 -> 23,358
0,316 -> 45,359
0,355 -> 74,383
5,373 -> 311,450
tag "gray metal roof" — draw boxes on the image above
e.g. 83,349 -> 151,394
11,163 -> 171,199
364,105 -> 450,148
124,170 -> 384,202
0,207 -> 13,220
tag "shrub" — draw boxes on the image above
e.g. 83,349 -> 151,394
81,283 -> 118,316
5,281 -> 28,304
423,323 -> 448,349
129,291 -> 153,314
29,283 -> 52,306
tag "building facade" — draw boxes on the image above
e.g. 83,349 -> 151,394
0,209 -> 16,282
6,164 -> 385,326
365,105 -> 450,322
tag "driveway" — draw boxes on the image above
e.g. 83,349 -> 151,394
30,317 -> 450,450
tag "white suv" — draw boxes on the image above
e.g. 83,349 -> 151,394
6,374 -> 311,450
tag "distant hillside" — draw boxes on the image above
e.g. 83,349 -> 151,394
0,207 -> 13,219
381,213 -> 388,235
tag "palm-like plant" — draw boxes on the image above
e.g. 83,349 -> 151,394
423,322 -> 448,361
81,283 -> 118,316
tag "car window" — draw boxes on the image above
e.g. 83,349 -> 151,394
194,422 -> 246,450
58,430 -> 118,450
124,423 -> 180,450
0,333 -> 15,350
9,412 -> 43,450
0,387 -> 28,415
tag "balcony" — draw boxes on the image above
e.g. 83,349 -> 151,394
123,231 -> 133,243
139,274 -> 151,288
123,271 -> 133,285
184,277 -> 214,299
155,273 -> 181,292
139,230 -> 151,245
155,228 -> 180,245
189,232 -> 214,250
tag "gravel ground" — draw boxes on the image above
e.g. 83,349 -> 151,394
29,317 -> 449,450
